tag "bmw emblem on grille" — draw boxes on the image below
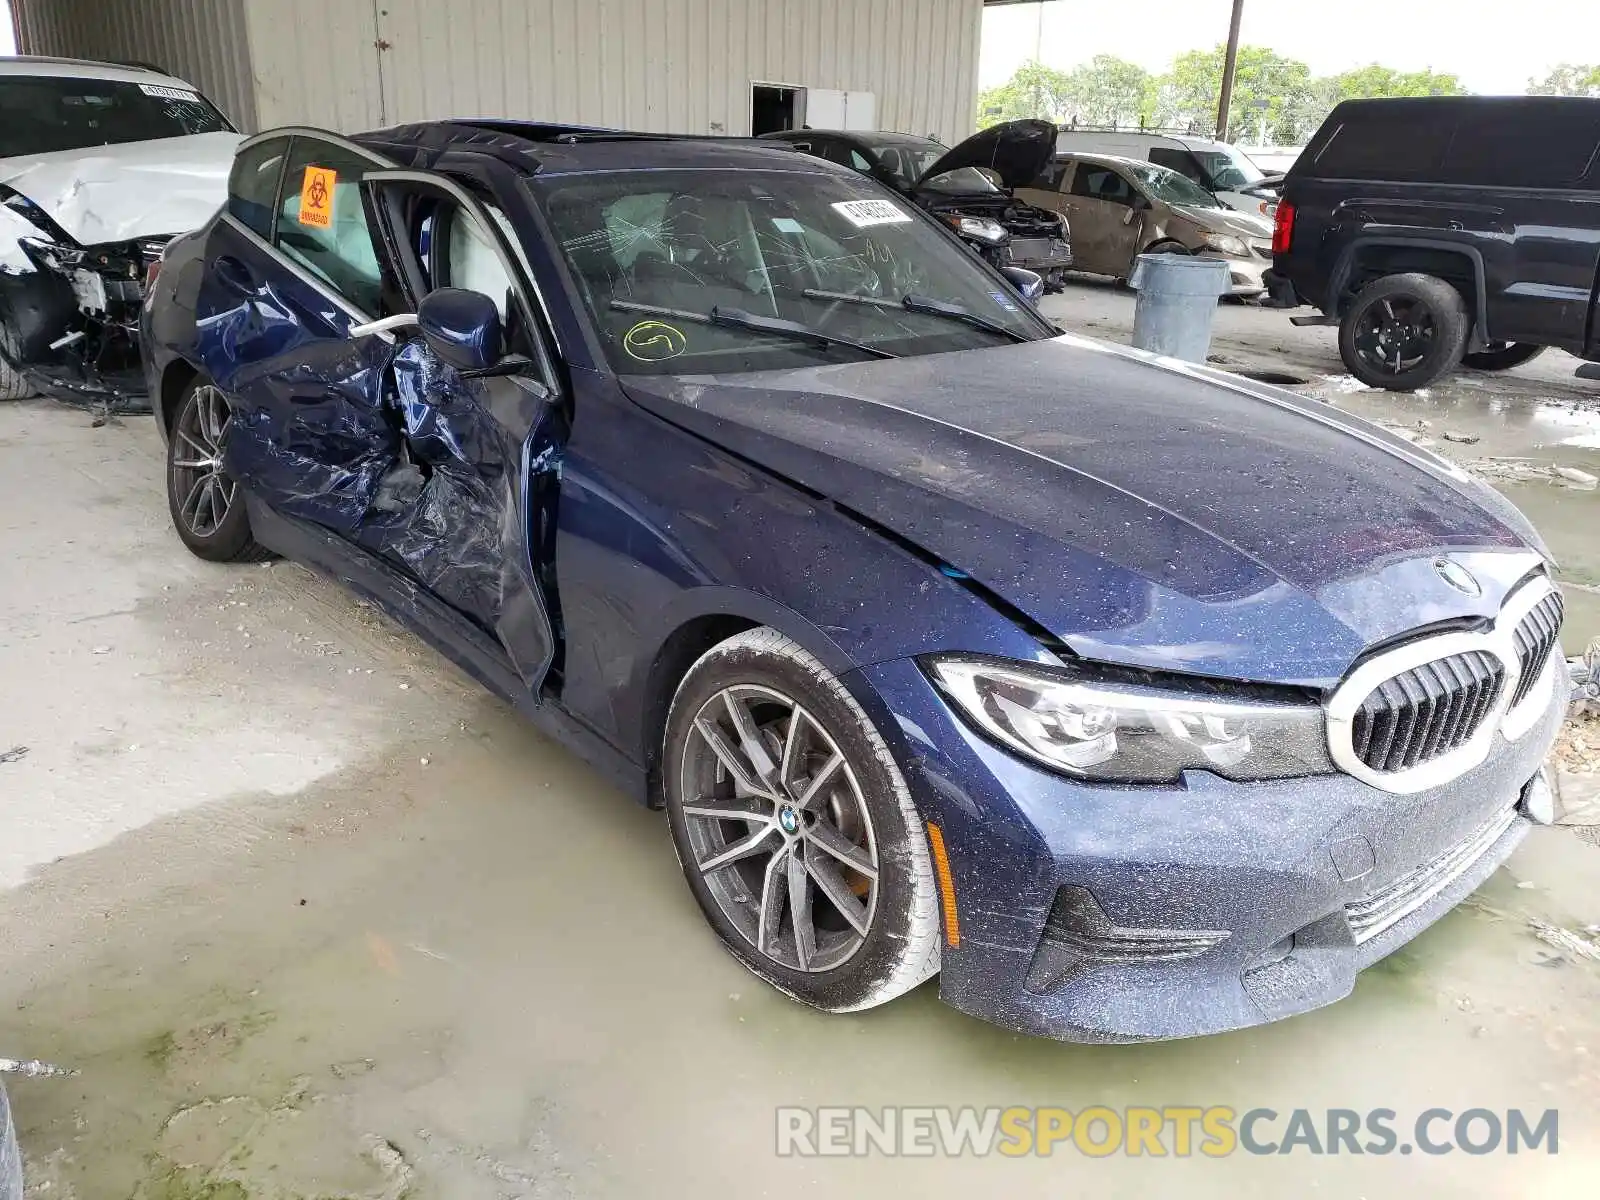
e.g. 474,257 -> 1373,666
1434,558 -> 1481,596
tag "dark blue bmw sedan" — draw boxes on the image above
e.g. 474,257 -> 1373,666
141,121 -> 1567,1042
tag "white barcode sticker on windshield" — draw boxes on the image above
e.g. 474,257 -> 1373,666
139,84 -> 200,102
831,199 -> 912,228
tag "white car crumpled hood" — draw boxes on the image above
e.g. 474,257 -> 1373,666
0,131 -> 243,247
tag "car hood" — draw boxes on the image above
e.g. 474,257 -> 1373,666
0,131 -> 242,247
916,120 -> 1057,191
1174,204 -> 1273,238
621,336 -> 1546,687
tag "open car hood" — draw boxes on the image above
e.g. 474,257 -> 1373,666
914,120 -> 1057,191
0,131 -> 242,247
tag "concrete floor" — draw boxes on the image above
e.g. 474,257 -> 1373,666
2,304 -> 1600,1196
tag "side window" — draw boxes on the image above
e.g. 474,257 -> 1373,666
227,137 -> 289,238
438,208 -> 516,321
1441,103 -> 1600,188
1150,147 -> 1204,184
1311,106 -> 1455,181
274,139 -> 384,314
1072,166 -> 1133,205
817,140 -> 856,169
1028,159 -> 1069,190
848,149 -> 875,173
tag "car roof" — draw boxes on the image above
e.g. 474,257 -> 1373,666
0,55 -> 199,90
1332,94 -> 1600,116
1054,151 -> 1146,168
769,129 -> 941,148
352,119 -> 839,178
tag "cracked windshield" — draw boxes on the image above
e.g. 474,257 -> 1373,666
538,170 -> 1049,373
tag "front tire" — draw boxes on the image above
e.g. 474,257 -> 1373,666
0,316 -> 36,401
166,377 -> 271,563
1339,273 -> 1469,391
663,628 -> 941,1012
1462,342 -> 1546,372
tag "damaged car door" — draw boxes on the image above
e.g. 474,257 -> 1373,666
350,170 -> 563,689
195,136 -> 558,689
1057,160 -> 1144,278
194,133 -> 405,533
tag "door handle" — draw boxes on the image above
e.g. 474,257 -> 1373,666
1449,220 -> 1465,231
212,254 -> 256,293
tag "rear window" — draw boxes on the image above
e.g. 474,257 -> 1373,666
0,75 -> 233,157
1439,104 -> 1600,188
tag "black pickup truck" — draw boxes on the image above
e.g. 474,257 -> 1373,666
1272,96 -> 1600,390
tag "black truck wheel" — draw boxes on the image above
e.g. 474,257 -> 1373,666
1462,342 -> 1546,372
1339,273 -> 1469,391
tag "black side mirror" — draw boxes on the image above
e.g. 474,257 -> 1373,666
418,287 -> 502,373
1000,266 -> 1045,302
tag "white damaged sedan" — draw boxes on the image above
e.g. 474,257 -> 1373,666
0,57 -> 241,406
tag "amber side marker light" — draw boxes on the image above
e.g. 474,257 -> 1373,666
926,821 -> 961,949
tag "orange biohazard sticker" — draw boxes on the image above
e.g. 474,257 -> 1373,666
298,166 -> 337,229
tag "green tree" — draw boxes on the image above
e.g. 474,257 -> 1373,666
1057,55 -> 1154,128
1163,44 -> 1314,142
976,62 -> 1074,126
1274,65 -> 1468,144
1528,64 -> 1600,96
1331,64 -> 1467,101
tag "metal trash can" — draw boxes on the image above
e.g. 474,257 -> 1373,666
1127,254 -> 1232,363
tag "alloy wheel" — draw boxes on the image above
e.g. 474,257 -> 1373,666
678,684 -> 880,973
1352,295 -> 1437,376
171,384 -> 237,538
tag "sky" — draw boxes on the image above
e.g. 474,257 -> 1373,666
980,0 -> 1598,95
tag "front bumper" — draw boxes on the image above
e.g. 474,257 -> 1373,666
1004,236 -> 1073,274
848,655 -> 1567,1042
1196,250 -> 1269,297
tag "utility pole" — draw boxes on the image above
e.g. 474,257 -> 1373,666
1216,0 -> 1245,141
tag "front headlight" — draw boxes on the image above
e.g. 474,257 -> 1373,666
929,658 -> 1331,783
953,216 -> 1008,245
1200,233 -> 1249,257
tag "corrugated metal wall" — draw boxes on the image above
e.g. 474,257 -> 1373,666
241,0 -> 387,135
246,0 -> 983,143
10,0 -> 259,130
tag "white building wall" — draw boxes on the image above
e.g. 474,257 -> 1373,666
10,0 -> 259,130
12,0 -> 985,145
245,0 -> 983,144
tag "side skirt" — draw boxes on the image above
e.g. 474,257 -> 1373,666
245,496 -> 649,805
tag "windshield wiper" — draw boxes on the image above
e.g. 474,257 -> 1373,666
610,300 -> 898,360
803,289 -> 1033,344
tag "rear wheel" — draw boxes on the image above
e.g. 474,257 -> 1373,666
166,377 -> 271,563
1339,273 -> 1469,391
663,628 -> 940,1012
1462,342 -> 1546,372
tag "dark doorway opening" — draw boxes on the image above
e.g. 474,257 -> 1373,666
751,85 -> 801,136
